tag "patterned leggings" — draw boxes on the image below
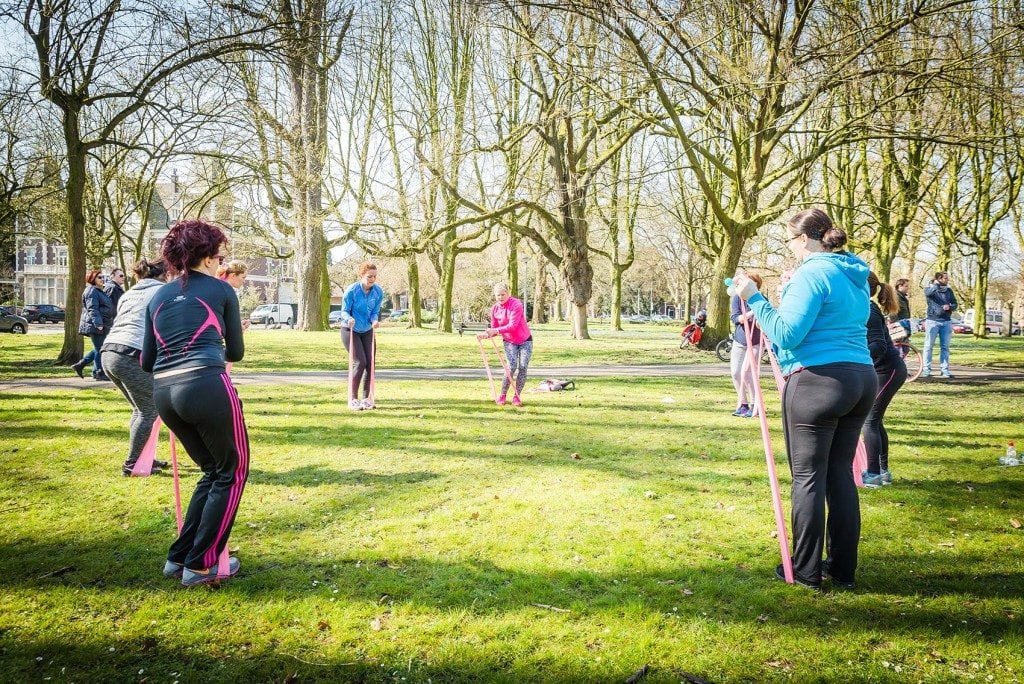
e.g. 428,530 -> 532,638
501,339 -> 533,397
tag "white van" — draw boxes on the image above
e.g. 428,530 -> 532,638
249,303 -> 295,328
962,308 -> 1019,335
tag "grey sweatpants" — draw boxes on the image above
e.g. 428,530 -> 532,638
101,349 -> 157,468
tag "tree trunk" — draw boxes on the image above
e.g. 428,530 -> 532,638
972,241 -> 990,339
560,240 -> 593,339
507,232 -> 519,296
407,254 -> 421,327
532,254 -> 546,324
437,243 -> 456,332
704,236 -> 745,347
610,264 -> 623,331
57,112 -> 86,365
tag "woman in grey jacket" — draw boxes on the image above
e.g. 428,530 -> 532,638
100,258 -> 172,475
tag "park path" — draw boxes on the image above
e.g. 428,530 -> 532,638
2,363 -> 1021,393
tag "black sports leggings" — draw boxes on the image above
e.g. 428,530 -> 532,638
343,328 -> 374,399
781,362 -> 877,586
154,367 -> 250,570
863,360 -> 907,474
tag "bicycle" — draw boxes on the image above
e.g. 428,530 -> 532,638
894,340 -> 922,382
715,334 -> 769,363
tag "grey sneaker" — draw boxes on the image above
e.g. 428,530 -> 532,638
348,399 -> 364,411
881,469 -> 893,485
163,560 -> 184,578
921,370 -> 931,378
941,371 -> 954,379
181,556 -> 240,587
861,471 -> 884,488
360,398 -> 375,410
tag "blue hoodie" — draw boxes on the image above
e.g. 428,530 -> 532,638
341,282 -> 384,333
746,252 -> 873,375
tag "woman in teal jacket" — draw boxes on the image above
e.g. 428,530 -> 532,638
732,208 -> 877,591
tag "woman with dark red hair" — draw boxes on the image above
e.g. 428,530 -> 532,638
141,219 -> 248,587
72,269 -> 115,381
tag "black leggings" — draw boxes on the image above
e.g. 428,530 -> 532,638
781,363 -> 877,586
154,367 -> 250,570
342,328 -> 374,399
863,360 -> 907,474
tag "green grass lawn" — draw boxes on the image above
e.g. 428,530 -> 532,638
2,322 -> 1022,380
1,374 -> 1022,682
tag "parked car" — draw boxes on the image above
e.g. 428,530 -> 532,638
388,309 -> 408,320
22,304 -> 65,324
249,303 -> 295,327
951,322 -> 973,334
1,308 -> 28,334
650,314 -> 673,323
328,310 -> 345,328
627,314 -> 650,324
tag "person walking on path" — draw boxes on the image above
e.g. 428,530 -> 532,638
861,272 -> 908,488
100,258 -> 172,476
922,271 -> 957,378
730,272 -> 763,418
479,283 -> 533,406
72,270 -> 115,381
340,261 -> 383,410
142,219 -> 248,587
731,208 -> 877,591
104,268 -> 126,316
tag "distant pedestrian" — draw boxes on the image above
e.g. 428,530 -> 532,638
217,260 -> 248,290
479,283 -> 532,406
340,261 -> 383,410
890,278 -> 912,337
100,258 -> 172,476
104,268 -> 126,315
72,270 -> 114,381
922,271 -> 957,378
861,272 -> 907,488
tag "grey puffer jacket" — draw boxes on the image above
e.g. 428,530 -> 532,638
100,279 -> 164,350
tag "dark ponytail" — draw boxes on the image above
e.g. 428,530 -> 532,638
160,219 -> 227,285
789,208 -> 848,250
133,257 -> 167,281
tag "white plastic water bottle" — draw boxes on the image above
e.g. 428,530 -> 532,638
999,441 -> 1018,466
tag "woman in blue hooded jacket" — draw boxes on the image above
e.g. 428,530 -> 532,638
731,208 -> 877,591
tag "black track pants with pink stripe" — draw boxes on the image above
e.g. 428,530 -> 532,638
154,367 -> 250,570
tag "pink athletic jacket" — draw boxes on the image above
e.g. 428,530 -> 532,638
490,297 -> 531,345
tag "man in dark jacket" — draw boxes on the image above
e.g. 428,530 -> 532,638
922,271 -> 957,379
104,268 -> 126,316
891,278 -> 911,322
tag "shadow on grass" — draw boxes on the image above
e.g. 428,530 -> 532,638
248,465 -> 439,488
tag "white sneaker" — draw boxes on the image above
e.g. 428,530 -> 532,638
361,398 -> 375,410
349,399 -> 364,411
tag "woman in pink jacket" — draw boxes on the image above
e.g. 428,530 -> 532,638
479,283 -> 532,406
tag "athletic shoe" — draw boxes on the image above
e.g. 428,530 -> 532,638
93,372 -> 110,382
181,556 -> 240,587
349,399 -> 364,411
941,371 -> 954,379
775,563 -> 821,591
921,370 -> 931,378
496,395 -> 506,406
821,560 -> 856,589
511,396 -> 522,407
732,405 -> 750,417
881,469 -> 893,485
744,407 -> 757,418
163,560 -> 184,579
71,360 -> 86,378
153,460 -> 169,470
861,471 -> 884,488
361,398 -> 375,410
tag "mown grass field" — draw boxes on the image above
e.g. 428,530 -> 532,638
2,321 -> 1022,380
1,360 -> 1023,681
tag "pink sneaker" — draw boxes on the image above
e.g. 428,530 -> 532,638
496,395 -> 506,406
511,396 -> 522,407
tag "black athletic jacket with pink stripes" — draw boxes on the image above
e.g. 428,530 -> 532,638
141,271 -> 245,374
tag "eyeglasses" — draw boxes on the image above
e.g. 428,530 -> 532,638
787,234 -> 802,244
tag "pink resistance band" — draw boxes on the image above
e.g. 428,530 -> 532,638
733,287 -> 795,584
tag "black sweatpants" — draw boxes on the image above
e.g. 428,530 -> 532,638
863,360 -> 907,474
342,328 -> 374,399
781,362 -> 877,586
154,367 -> 250,570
